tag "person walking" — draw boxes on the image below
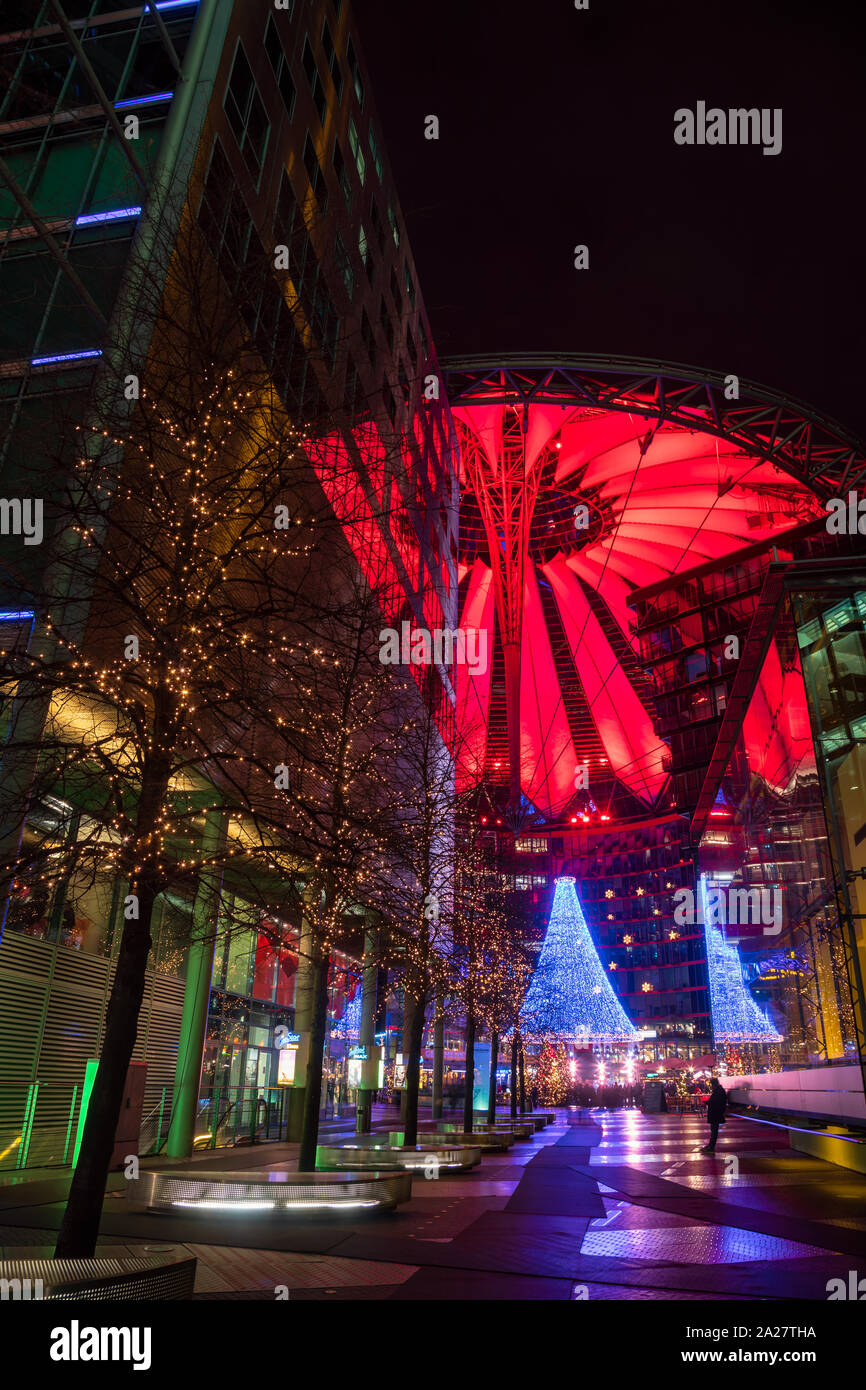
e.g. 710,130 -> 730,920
701,1077 -> 727,1153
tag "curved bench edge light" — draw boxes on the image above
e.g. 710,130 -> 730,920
316,1143 -> 482,1173
0,1253 -> 196,1300
126,1168 -> 412,1214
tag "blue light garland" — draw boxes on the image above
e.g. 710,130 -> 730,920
521,876 -> 638,1042
333,987 -> 361,1040
700,874 -> 783,1043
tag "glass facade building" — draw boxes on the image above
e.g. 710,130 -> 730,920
0,0 -> 457,1166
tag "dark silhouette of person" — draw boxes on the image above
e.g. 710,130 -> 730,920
702,1078 -> 727,1153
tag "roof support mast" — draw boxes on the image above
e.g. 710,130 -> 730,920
459,389 -> 546,822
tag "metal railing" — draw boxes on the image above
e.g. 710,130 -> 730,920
0,1082 -> 292,1170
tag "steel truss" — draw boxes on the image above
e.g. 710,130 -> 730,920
443,355 -> 866,501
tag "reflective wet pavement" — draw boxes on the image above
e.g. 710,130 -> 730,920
2,1107 -> 865,1299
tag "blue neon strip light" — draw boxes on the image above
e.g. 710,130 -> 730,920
0,611 -> 35,622
114,92 -> 173,110
75,206 -> 142,227
154,0 -> 199,8
31,350 -> 102,367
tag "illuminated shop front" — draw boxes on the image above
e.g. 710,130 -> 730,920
199,899 -> 363,1141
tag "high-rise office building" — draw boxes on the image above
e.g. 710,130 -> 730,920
0,0 -> 457,1162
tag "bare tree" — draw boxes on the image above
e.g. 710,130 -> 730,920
374,675 -> 458,1147
0,185 -> 388,1253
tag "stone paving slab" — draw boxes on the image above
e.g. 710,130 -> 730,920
527,1146 -> 595,1168
388,1268 -> 573,1300
586,1188 -> 864,1258
504,1170 -> 607,1217
570,1164 -> 712,1198
340,1211 -> 594,1280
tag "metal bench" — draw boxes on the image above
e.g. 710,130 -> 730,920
316,1140 -> 481,1173
126,1168 -> 411,1214
0,1252 -> 196,1300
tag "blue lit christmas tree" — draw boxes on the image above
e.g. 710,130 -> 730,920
333,987 -> 361,1040
521,877 -> 638,1042
700,875 -> 783,1043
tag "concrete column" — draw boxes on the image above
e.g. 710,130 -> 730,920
165,806 -> 225,1158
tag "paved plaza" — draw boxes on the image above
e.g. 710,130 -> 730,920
2,1108 -> 864,1300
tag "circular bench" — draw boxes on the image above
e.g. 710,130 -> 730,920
126,1168 -> 411,1214
316,1140 -> 481,1173
0,1252 -> 196,1300
419,1123 -> 514,1156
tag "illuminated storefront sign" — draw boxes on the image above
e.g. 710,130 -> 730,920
275,1030 -> 303,1086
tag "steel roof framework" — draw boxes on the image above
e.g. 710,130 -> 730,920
443,356 -> 866,502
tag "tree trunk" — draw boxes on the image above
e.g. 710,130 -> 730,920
297,939 -> 330,1171
55,884 -> 156,1256
402,988 -> 426,1147
510,1034 -> 518,1119
518,1034 -> 526,1114
431,989 -> 444,1121
463,1010 -> 476,1134
487,1030 -> 499,1124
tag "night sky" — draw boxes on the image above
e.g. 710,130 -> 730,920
359,0 -> 866,440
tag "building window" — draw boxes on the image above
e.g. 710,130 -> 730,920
515,836 -> 549,854
347,36 -> 364,106
358,222 -> 371,273
302,38 -> 327,124
360,306 -> 376,364
198,138 -> 251,284
274,168 -> 299,246
368,123 -> 384,181
333,140 -> 351,206
321,18 -> 343,97
379,297 -> 394,352
224,43 -> 270,181
388,201 -> 400,248
263,15 -> 296,118
334,232 -> 353,300
390,266 -> 402,314
345,355 -> 365,417
310,278 -> 340,370
369,197 -> 386,253
348,117 -> 366,184
303,133 -> 326,205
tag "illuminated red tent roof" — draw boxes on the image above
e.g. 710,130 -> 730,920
304,356 -> 861,827
447,359 -> 849,822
